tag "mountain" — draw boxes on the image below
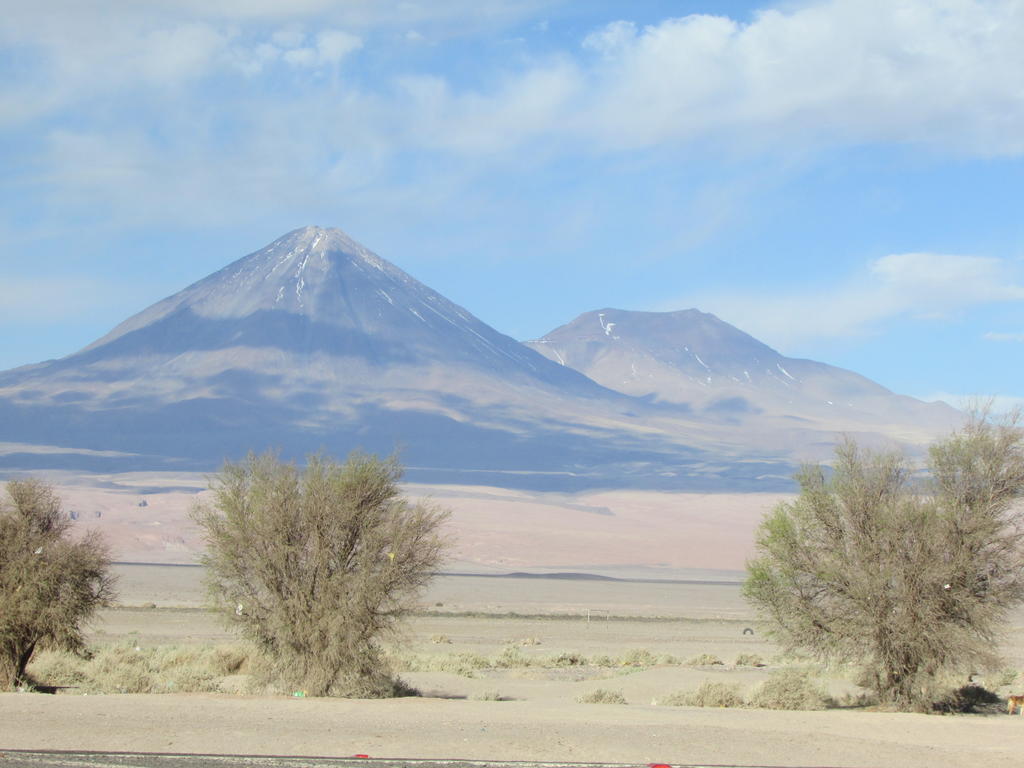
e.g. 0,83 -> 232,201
0,229 -> 957,490
0,228 -> 728,488
525,308 -> 958,435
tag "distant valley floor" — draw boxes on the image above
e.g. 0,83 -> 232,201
0,470 -> 790,571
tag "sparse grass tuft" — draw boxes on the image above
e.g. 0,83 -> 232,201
471,689 -> 508,701
661,680 -> 744,708
495,645 -> 532,669
746,669 -> 830,710
734,653 -> 766,667
394,651 -> 490,677
549,651 -> 587,667
619,648 -> 658,667
686,653 -> 724,667
993,668 -> 1019,688
26,642 -> 256,694
578,688 -> 627,704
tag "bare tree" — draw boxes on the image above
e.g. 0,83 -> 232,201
0,479 -> 115,689
193,452 -> 450,697
744,413 -> 1024,710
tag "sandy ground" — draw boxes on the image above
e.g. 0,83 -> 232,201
12,470 -> 789,571
6,566 -> 1024,766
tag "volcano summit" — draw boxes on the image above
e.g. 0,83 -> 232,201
0,226 -> 957,489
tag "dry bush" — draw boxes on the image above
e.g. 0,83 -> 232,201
745,413 -> 1024,711
193,452 -> 449,698
578,688 -> 627,704
993,668 -> 1019,688
746,669 -> 830,711
932,683 -> 1001,713
395,651 -> 490,677
662,681 -> 744,708
471,690 -> 508,701
1,479 -> 115,689
686,653 -> 724,667
495,645 -> 531,668
619,648 -> 658,667
734,653 -> 766,667
28,643 -> 255,694
549,651 -> 587,667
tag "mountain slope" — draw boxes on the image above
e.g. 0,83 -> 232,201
0,229 -> 722,487
0,231 -> 958,489
525,308 -> 958,433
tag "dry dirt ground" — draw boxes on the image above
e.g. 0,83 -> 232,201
5,565 -> 1024,767
20,470 -> 788,571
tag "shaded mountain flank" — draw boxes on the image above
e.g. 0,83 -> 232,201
0,228 -> 958,490
526,308 -> 958,435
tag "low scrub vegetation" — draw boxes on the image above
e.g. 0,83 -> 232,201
734,653 -> 766,667
686,653 -> 724,666
659,669 -> 835,711
390,647 -> 694,677
27,643 -> 254,694
745,414 -> 1024,711
662,680 -> 744,708
1,479 -> 115,689
577,688 -> 627,704
193,452 -> 449,698
746,669 -> 830,710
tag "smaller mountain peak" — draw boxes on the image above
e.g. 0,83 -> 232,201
281,225 -> 359,253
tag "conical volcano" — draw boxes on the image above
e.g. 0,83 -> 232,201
74,226 -> 570,377
526,307 -> 958,432
0,227 -> 694,486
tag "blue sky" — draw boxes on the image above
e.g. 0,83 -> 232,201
1,0 -> 1022,409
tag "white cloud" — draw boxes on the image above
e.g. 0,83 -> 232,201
581,19 -> 637,56
575,0 -> 1024,154
316,29 -> 363,64
679,252 -> 1024,349
282,47 -> 317,67
984,332 -> 1024,342
4,0 -> 1024,157
5,0 -> 1024,238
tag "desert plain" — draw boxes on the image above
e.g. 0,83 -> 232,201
4,472 -> 1024,767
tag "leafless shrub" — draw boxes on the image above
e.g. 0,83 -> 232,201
619,648 -> 658,667
472,689 -> 509,701
734,653 -> 766,667
0,479 -> 115,690
745,412 -> 1024,711
662,681 -> 743,708
746,669 -> 830,710
192,452 -> 450,698
578,688 -> 627,704
28,642 -> 254,694
686,653 -> 724,667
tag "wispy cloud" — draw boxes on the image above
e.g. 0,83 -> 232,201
574,0 -> 1024,155
984,331 -> 1024,342
2,0 -> 1023,231
676,252 -> 1024,349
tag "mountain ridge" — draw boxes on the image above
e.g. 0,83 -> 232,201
0,226 -> 959,489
